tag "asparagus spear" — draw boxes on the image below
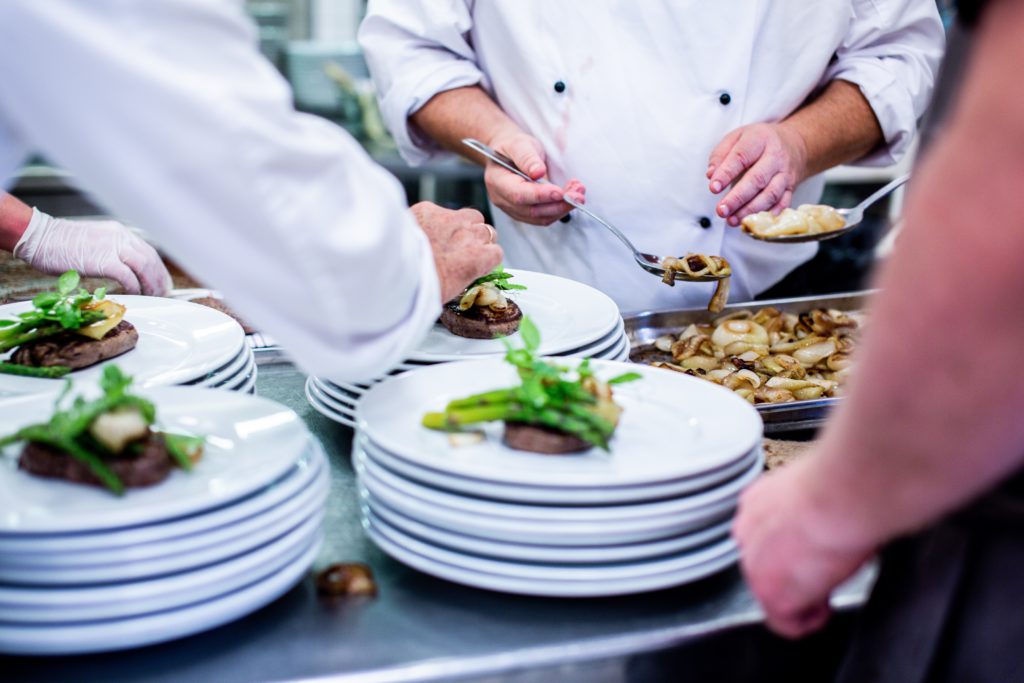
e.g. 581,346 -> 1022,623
0,362 -> 72,379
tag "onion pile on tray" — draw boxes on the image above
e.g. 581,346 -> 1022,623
646,307 -> 862,404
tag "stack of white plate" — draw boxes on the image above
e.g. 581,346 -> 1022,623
352,359 -> 763,597
0,386 -> 328,655
307,270 -> 627,428
0,296 -> 256,397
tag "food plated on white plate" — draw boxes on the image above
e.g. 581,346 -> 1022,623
1,365 -> 203,494
423,317 -> 640,454
440,265 -> 526,340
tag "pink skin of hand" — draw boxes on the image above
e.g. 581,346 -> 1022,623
486,131 -> 587,226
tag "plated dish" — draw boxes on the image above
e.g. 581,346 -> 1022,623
635,306 -> 861,404
440,266 -> 525,339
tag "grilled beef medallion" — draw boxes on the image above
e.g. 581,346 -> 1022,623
10,320 -> 138,370
19,433 -> 174,489
440,300 -> 523,340
503,421 -> 590,454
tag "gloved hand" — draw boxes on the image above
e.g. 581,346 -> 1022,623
13,209 -> 172,295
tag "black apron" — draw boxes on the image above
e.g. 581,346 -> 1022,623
835,6 -> 1024,681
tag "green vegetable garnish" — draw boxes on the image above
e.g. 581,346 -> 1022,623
0,270 -> 108,354
469,265 -> 527,292
422,317 -> 640,450
0,362 -> 71,379
0,365 -> 203,495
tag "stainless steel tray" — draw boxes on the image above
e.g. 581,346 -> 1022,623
624,291 -> 874,434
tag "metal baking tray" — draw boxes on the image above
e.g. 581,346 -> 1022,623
624,291 -> 874,434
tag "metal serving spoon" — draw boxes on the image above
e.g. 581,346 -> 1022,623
745,172 -> 911,244
462,138 -> 727,283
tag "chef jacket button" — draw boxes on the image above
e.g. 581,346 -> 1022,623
718,92 -> 732,106
560,214 -> 572,223
699,216 -> 712,229
554,80 -> 567,94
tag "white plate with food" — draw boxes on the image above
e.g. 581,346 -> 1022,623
0,294 -> 245,397
0,533 -> 321,655
357,359 -> 761,488
0,443 -> 323,555
359,434 -> 759,505
0,384 -> 309,534
412,270 -> 620,362
367,498 -> 733,565
365,517 -> 737,598
356,444 -> 760,524
0,511 -> 322,622
359,469 -> 743,546
0,464 -> 327,572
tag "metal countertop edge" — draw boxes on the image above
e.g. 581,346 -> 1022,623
279,590 -> 867,683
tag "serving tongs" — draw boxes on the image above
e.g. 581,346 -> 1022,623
462,138 -> 727,284
745,172 -> 911,243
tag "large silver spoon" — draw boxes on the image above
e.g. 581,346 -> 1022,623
744,172 -> 911,243
462,138 -> 727,283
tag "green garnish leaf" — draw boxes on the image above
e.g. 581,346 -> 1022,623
519,316 -> 540,353
608,372 -> 643,385
32,292 -> 61,309
93,287 -> 107,300
57,270 -> 80,296
164,433 -> 204,472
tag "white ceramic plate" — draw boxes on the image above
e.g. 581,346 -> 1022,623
0,296 -> 245,397
0,533 -> 322,655
367,512 -> 736,582
0,480 -> 325,585
368,498 -> 733,565
360,434 -> 760,505
222,363 -> 258,393
356,445 -> 760,523
0,459 -> 327,570
411,270 -> 620,362
358,462 -> 749,546
366,518 -> 737,598
0,386 -> 310,534
196,347 -> 250,387
0,443 -> 323,555
357,359 -> 761,488
304,379 -> 356,429
0,510 -> 323,622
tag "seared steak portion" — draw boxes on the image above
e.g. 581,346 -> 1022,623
19,433 -> 173,489
440,300 -> 522,339
503,422 -> 590,455
189,297 -> 254,334
10,320 -> 138,370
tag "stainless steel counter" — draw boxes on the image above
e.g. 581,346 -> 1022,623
1,360 -> 873,683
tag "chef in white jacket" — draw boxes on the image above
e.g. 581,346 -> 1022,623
0,0 -> 501,382
359,1 -> 944,313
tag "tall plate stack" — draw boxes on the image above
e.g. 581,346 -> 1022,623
0,296 -> 256,397
307,270 -> 628,428
0,387 -> 328,655
353,359 -> 763,597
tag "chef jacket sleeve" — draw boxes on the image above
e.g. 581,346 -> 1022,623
824,0 -> 946,166
0,0 -> 439,383
359,0 -> 484,166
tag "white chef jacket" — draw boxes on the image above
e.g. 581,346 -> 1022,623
0,0 -> 440,383
360,1 -> 944,313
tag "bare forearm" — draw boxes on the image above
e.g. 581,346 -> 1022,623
780,80 -> 884,180
411,86 -> 524,166
809,0 -> 1024,546
0,192 -> 32,252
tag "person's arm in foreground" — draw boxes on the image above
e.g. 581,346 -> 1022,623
0,1 -> 499,382
709,0 -> 943,224
0,191 -> 171,295
734,0 -> 1024,638
412,87 -> 585,226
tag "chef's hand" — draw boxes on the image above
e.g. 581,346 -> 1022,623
733,457 -> 876,639
411,202 -> 504,303
707,123 -> 808,226
485,131 -> 585,226
13,209 -> 172,295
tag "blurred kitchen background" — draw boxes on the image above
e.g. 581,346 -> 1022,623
6,0 -> 959,298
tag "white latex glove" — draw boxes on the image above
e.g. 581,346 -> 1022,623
13,209 -> 172,295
